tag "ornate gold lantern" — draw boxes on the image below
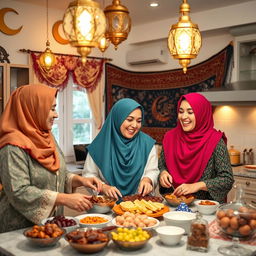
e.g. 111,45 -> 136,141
104,0 -> 131,50
62,0 -> 106,63
98,34 -> 110,52
168,0 -> 202,74
39,0 -> 55,71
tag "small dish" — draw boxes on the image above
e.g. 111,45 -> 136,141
156,226 -> 185,246
42,216 -> 80,233
88,195 -> 117,214
110,228 -> 152,251
194,200 -> 219,215
23,224 -> 65,247
164,194 -> 195,207
76,213 -> 112,228
112,215 -> 160,230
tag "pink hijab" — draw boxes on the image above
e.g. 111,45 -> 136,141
163,93 -> 226,187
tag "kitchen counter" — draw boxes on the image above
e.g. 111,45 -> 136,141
0,210 -> 255,256
232,166 -> 256,178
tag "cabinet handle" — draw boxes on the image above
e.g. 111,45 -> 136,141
245,181 -> 250,186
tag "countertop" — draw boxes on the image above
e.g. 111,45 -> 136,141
0,207 -> 255,256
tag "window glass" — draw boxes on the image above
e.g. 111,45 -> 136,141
52,124 -> 59,143
73,123 -> 91,144
73,90 -> 91,119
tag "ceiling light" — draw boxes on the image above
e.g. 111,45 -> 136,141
150,3 -> 159,7
104,0 -> 131,50
39,0 -> 55,71
167,0 -> 202,74
63,0 -> 106,63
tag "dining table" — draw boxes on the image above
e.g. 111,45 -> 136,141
0,203 -> 255,256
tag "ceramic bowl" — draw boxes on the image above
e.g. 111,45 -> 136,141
163,211 -> 196,234
194,200 -> 219,215
156,226 -> 185,246
23,226 -> 65,247
164,194 -> 195,207
110,228 -> 152,251
112,216 -> 160,230
76,213 -> 112,228
42,216 -> 80,233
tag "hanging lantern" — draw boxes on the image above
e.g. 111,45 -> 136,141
62,0 -> 106,63
104,0 -> 131,50
39,40 -> 56,71
168,0 -> 202,74
39,0 -> 55,71
98,34 -> 110,52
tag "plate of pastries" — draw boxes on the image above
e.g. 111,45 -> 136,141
113,194 -> 169,217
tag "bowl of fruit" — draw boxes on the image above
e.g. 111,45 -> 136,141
42,215 -> 80,233
110,227 -> 152,251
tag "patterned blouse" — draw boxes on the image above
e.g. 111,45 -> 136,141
0,144 -> 73,233
158,139 -> 234,203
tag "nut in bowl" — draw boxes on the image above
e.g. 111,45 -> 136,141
89,195 -> 117,214
156,226 -> 185,246
112,212 -> 160,230
65,228 -> 109,253
42,215 -> 80,233
164,193 -> 195,206
23,224 -> 65,247
216,204 -> 256,238
194,200 -> 219,215
110,227 -> 152,251
76,213 -> 112,229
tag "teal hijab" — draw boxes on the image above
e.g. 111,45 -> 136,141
88,98 -> 155,196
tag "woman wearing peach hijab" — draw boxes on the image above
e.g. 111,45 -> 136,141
0,84 -> 102,233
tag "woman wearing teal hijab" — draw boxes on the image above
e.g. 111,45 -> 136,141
82,98 -> 159,199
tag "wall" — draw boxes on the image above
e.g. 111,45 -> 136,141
214,106 -> 256,164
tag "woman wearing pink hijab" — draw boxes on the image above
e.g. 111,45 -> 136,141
159,93 -> 234,203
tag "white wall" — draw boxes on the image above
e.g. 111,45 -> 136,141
214,106 -> 256,164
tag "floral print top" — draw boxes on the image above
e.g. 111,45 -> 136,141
0,144 -> 73,233
158,139 -> 234,203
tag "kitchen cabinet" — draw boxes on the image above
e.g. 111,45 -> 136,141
228,175 -> 256,207
234,34 -> 256,82
0,63 -> 31,114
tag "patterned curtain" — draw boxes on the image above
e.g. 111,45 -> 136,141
30,52 -> 104,92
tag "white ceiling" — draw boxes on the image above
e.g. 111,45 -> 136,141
14,0 -> 255,26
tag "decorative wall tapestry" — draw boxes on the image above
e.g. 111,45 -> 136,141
105,43 -> 233,143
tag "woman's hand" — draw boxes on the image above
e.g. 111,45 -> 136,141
102,184 -> 122,200
80,177 -> 103,193
138,177 -> 153,196
174,182 -> 207,196
56,193 -> 93,212
159,170 -> 173,188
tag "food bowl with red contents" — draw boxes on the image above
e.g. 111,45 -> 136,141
76,213 -> 112,228
23,224 -> 65,247
216,203 -> 256,238
194,200 -> 219,215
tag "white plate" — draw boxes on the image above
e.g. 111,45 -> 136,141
112,216 -> 160,230
76,213 -> 112,228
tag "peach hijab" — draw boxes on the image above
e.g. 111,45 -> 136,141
0,84 -> 60,172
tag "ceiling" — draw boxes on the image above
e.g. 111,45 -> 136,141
14,0 -> 254,26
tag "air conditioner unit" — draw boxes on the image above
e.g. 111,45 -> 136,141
127,46 -> 168,65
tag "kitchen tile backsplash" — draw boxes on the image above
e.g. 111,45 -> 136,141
213,106 -> 256,164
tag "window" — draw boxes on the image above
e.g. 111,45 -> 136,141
52,78 -> 95,161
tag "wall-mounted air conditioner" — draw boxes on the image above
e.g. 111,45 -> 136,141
126,46 -> 168,65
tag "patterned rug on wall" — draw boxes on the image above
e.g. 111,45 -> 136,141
105,43 -> 233,143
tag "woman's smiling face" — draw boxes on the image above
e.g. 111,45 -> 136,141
178,99 -> 196,132
120,108 -> 142,139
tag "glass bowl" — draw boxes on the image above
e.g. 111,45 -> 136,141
216,203 -> 256,238
110,227 -> 152,251
23,224 -> 65,247
164,193 -> 195,206
88,195 -> 117,214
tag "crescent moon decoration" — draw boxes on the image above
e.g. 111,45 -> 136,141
0,8 -> 22,35
151,96 -> 172,122
52,20 -> 69,45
